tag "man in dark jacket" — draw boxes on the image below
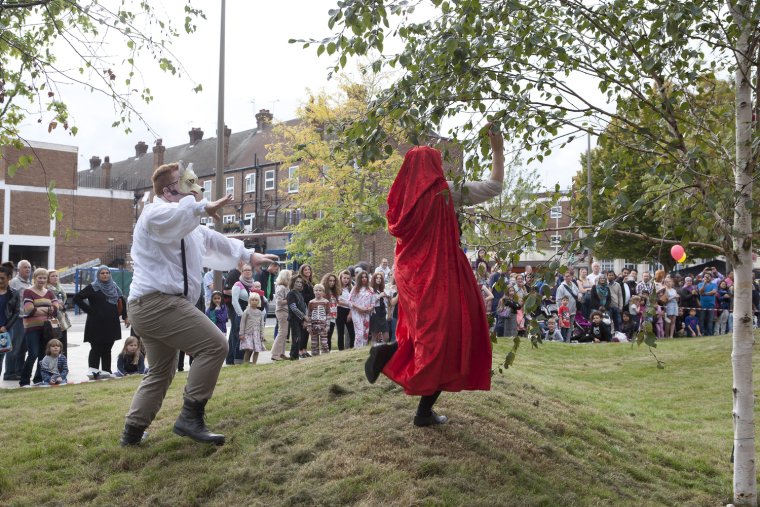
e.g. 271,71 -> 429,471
0,266 -> 20,379
255,261 -> 280,305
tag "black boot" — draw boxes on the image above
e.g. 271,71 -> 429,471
172,399 -> 225,445
364,341 -> 399,384
119,423 -> 149,447
413,410 -> 448,427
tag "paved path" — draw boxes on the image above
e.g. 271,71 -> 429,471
0,312 -> 280,390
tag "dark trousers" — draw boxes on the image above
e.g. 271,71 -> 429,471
226,313 -> 245,364
289,321 -> 303,358
89,341 -> 115,372
326,322 -> 335,351
581,299 -> 592,321
390,318 -> 397,343
699,308 -> 715,336
20,329 -> 46,386
417,391 -> 442,416
610,307 -> 621,330
177,351 -> 193,371
3,319 -> 26,379
60,330 -> 68,358
336,307 -> 354,350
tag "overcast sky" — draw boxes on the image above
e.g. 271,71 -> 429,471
18,0 -> 596,190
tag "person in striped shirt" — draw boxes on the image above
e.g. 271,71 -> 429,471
18,268 -> 60,387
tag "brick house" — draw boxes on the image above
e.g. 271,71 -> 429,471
0,140 -> 134,270
82,111 -> 463,275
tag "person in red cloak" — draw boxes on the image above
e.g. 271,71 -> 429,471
365,130 -> 505,426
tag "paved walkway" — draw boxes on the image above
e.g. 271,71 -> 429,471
0,312 -> 280,390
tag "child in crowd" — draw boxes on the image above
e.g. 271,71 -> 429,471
206,291 -> 228,335
639,291 -> 652,329
116,336 -> 146,377
239,293 -> 266,365
369,272 -> 390,346
558,295 -> 571,342
628,295 -> 641,331
288,276 -> 308,360
655,295 -> 666,339
588,311 -> 611,343
307,283 -> 332,356
40,339 -> 68,386
675,307 -> 687,337
685,308 -> 701,337
716,280 -> 732,335
320,273 -> 340,351
252,281 -> 268,315
543,318 -> 564,342
617,311 -> 635,342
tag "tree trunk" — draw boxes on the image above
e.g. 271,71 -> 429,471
728,0 -> 757,504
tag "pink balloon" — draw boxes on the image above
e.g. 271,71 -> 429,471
671,245 -> 685,261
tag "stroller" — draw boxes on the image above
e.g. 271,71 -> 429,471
572,311 -> 592,342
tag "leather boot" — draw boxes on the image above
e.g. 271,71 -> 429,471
172,399 -> 225,445
119,423 -> 149,446
413,410 -> 448,427
364,341 -> 399,384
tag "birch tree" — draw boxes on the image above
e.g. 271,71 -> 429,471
297,0 -> 760,503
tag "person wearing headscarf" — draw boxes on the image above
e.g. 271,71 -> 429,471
73,266 -> 129,375
589,275 -> 612,312
680,276 -> 700,310
364,128 -> 504,427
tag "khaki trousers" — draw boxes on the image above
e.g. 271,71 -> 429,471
271,311 -> 289,358
125,292 -> 227,428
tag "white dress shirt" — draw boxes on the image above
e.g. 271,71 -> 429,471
446,178 -> 502,205
129,196 -> 254,303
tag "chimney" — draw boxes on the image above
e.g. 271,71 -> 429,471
223,125 -> 232,170
189,127 -> 204,145
255,109 -> 273,133
152,139 -> 166,170
135,141 -> 148,158
89,156 -> 101,171
101,156 -> 112,189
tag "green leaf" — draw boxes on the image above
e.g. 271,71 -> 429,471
602,177 -> 616,188
446,39 -> 458,53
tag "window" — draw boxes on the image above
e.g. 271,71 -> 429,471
244,213 -> 255,231
296,208 -> 304,222
284,210 -> 293,225
600,259 -> 614,272
550,234 -> 561,246
267,210 -> 276,228
201,217 -> 213,226
223,215 -> 235,224
203,181 -> 212,201
649,262 -> 664,274
265,170 -> 275,190
288,166 -> 299,193
245,174 -> 256,193
550,205 -> 562,219
225,176 -> 234,199
623,259 -> 637,271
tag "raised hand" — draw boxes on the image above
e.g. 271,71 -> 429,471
205,194 -> 234,220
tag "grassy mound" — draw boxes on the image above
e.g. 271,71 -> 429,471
1,332 -> 755,507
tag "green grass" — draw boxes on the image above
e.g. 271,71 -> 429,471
1,331 -> 757,507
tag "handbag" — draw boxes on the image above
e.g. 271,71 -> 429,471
117,297 -> 124,316
59,311 -> 72,332
0,332 -> 11,354
498,306 -> 512,318
44,317 -> 62,341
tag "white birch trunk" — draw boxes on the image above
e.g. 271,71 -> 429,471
727,0 -> 757,504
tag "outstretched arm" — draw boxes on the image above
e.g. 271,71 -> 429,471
447,131 -> 505,205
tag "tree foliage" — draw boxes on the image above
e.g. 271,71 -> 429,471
0,0 -> 205,230
266,73 -> 403,272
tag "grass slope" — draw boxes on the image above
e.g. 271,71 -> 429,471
1,332 -> 757,507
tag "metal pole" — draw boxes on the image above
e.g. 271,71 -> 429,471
213,0 -> 226,293
587,132 -> 593,262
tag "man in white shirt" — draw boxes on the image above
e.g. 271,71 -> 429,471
587,262 -> 602,285
120,162 -> 277,447
374,258 -> 392,284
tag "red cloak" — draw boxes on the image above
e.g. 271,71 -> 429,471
382,146 -> 492,396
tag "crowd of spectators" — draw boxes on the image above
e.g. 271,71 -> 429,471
475,249 -> 760,344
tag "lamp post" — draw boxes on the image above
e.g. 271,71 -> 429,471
213,0 -> 227,292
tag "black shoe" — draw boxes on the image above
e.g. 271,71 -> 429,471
173,399 -> 225,445
365,342 -> 399,384
3,374 -> 20,381
414,410 -> 448,427
120,423 -> 149,446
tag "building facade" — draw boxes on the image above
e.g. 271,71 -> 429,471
1,140 -> 134,270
